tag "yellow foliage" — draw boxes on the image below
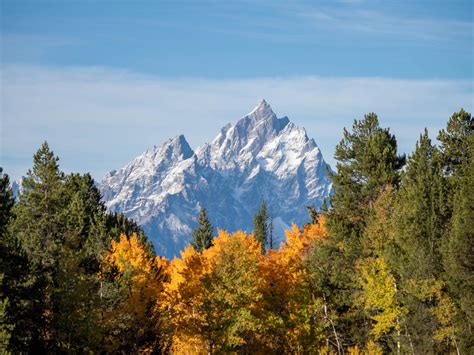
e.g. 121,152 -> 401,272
365,185 -> 396,253
101,233 -> 167,352
164,246 -> 208,351
358,257 -> 405,339
258,216 -> 328,351
106,234 -> 162,303
162,218 -> 333,352
164,230 -> 265,353
347,345 -> 361,355
282,216 -> 328,264
365,340 -> 383,354
347,340 -> 383,355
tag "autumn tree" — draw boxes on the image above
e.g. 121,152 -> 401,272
261,217 -> 328,352
357,257 -> 405,353
101,233 -> 168,353
165,230 -> 266,353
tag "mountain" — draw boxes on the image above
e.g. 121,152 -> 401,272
11,179 -> 22,201
100,100 -> 333,258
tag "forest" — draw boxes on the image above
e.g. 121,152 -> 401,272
1,109 -> 472,354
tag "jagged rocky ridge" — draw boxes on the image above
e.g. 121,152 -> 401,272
100,100 -> 332,258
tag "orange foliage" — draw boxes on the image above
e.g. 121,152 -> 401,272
164,230 -> 265,353
102,234 -> 168,351
160,218 -> 330,352
106,234 -> 163,301
280,215 -> 328,267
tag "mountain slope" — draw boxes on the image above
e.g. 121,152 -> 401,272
100,100 -> 332,258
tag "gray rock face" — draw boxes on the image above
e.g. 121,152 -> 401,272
100,100 -> 333,258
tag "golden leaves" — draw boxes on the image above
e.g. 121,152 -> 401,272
358,257 -> 405,339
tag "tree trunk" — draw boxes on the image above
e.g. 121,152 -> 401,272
208,339 -> 213,355
323,296 -> 341,355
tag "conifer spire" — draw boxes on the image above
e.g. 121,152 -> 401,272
191,207 -> 214,252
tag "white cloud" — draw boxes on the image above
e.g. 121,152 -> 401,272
1,64 -> 472,181
299,8 -> 472,41
215,2 -> 473,47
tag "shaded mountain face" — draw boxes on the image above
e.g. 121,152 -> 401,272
100,100 -> 332,258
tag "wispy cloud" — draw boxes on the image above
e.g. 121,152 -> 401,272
1,65 -> 472,181
212,2 -> 473,47
299,8 -> 472,42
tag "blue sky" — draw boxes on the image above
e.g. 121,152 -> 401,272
1,0 -> 473,181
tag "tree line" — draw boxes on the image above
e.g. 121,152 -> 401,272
1,109 -> 472,353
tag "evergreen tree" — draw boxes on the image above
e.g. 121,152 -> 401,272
14,142 -> 66,266
253,200 -> 268,254
0,167 -> 39,353
389,130 -> 449,353
440,122 -> 474,352
10,142 -> 103,351
437,108 -> 473,178
443,150 -> 474,350
331,113 -> 405,233
9,142 -> 67,351
0,168 -> 15,352
0,168 -> 14,231
311,113 -> 405,349
191,207 -> 214,252
4,143 -> 161,352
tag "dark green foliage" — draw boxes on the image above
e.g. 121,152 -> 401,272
390,130 -> 447,279
440,125 -> 474,352
1,167 -> 34,352
191,207 -> 214,252
4,142 -> 159,353
442,148 -> 474,351
330,113 -> 406,247
437,108 -> 473,177
0,168 -> 14,230
388,130 -> 448,352
332,113 -> 405,215
9,142 -> 101,351
1,168 -> 43,353
253,200 -> 268,254
314,113 -> 405,348
14,142 -> 66,269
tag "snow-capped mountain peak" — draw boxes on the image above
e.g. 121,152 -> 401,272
155,134 -> 194,162
246,98 -> 274,119
100,100 -> 332,258
200,100 -> 290,169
